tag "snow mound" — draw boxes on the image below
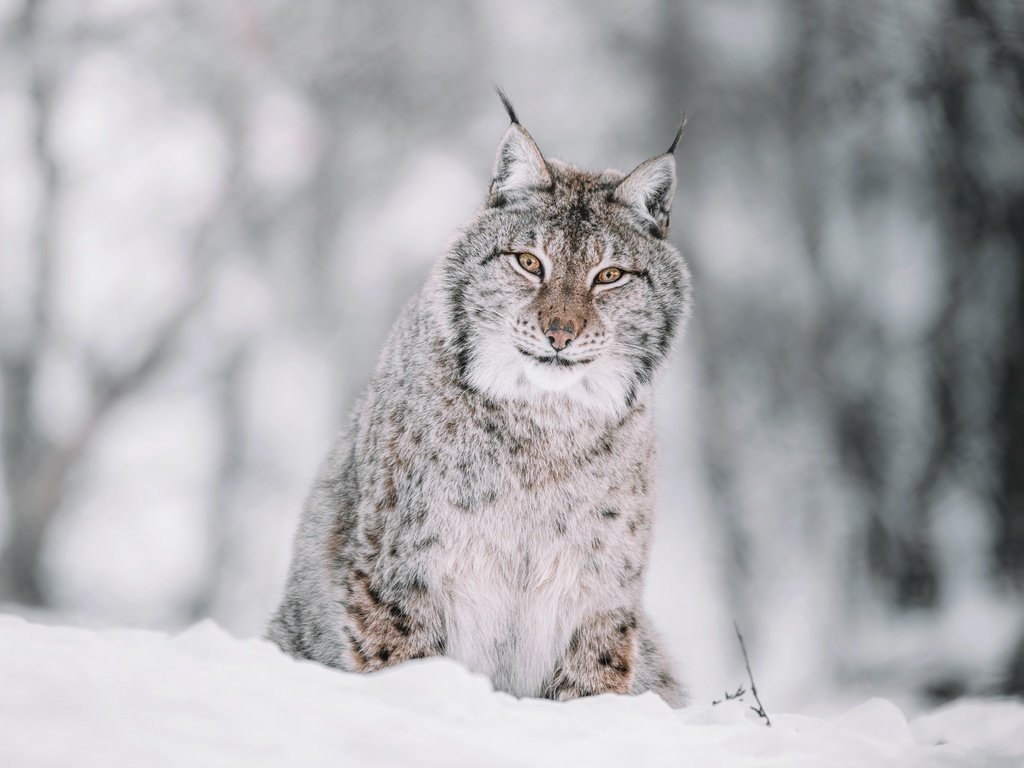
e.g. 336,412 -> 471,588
0,615 -> 1021,767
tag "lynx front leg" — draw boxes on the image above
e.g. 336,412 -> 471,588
546,610 -> 638,700
342,564 -> 444,672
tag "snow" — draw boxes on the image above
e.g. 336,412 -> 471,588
1,615 -> 1021,767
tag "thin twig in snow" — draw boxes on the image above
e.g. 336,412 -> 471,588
711,685 -> 746,706
734,621 -> 771,726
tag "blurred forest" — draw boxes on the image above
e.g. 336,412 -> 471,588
0,0 -> 1022,711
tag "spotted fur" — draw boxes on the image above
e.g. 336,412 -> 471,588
267,99 -> 692,707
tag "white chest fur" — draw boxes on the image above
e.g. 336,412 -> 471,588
434,506 -> 593,698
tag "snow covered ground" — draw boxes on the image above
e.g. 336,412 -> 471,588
1,614 -> 1021,768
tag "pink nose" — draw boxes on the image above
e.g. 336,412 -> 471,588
545,318 -> 576,351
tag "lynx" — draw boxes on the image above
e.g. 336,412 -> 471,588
268,93 -> 691,706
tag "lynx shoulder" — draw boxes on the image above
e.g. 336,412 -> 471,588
268,95 -> 691,707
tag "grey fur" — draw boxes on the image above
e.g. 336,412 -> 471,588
268,103 -> 692,707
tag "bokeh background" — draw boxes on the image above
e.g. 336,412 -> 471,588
1,0 -> 1022,713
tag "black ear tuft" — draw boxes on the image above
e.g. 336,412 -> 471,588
488,91 -> 550,205
495,86 -> 519,125
667,114 -> 688,155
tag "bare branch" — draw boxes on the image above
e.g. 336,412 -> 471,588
711,685 -> 746,706
734,621 -> 771,726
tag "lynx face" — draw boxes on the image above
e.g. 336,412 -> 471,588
443,109 -> 691,417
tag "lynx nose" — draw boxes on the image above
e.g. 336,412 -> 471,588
545,318 -> 576,351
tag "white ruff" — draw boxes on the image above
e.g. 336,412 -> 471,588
467,335 -> 632,420
521,360 -> 586,391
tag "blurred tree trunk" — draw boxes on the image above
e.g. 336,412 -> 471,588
911,0 -> 1024,693
962,0 -> 1024,693
967,0 -> 1024,591
189,347 -> 248,621
918,0 -> 1024,586
0,2 -> 233,607
0,0 -> 60,605
783,1 -> 940,608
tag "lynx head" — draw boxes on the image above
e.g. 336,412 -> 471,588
441,93 -> 691,418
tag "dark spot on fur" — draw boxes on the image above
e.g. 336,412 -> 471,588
413,500 -> 429,523
599,507 -> 620,520
394,619 -> 412,637
448,278 -> 474,386
568,630 -> 581,655
598,651 -> 613,667
620,559 -> 640,585
480,247 -> 503,266
327,515 -> 348,565
624,384 -> 638,410
380,475 -> 398,511
367,585 -> 385,606
350,605 -> 369,634
585,433 -> 615,463
377,647 -> 392,662
364,521 -> 383,549
413,535 -> 439,551
345,630 -> 370,667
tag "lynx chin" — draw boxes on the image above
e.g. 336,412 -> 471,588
268,93 -> 692,707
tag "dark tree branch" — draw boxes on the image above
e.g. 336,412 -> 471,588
711,685 -> 746,706
734,622 -> 771,726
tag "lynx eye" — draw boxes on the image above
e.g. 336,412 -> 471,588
516,252 -> 543,276
595,267 -> 623,285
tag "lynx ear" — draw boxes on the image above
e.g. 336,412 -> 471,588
614,118 -> 685,237
489,91 -> 551,205
613,153 -> 677,237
